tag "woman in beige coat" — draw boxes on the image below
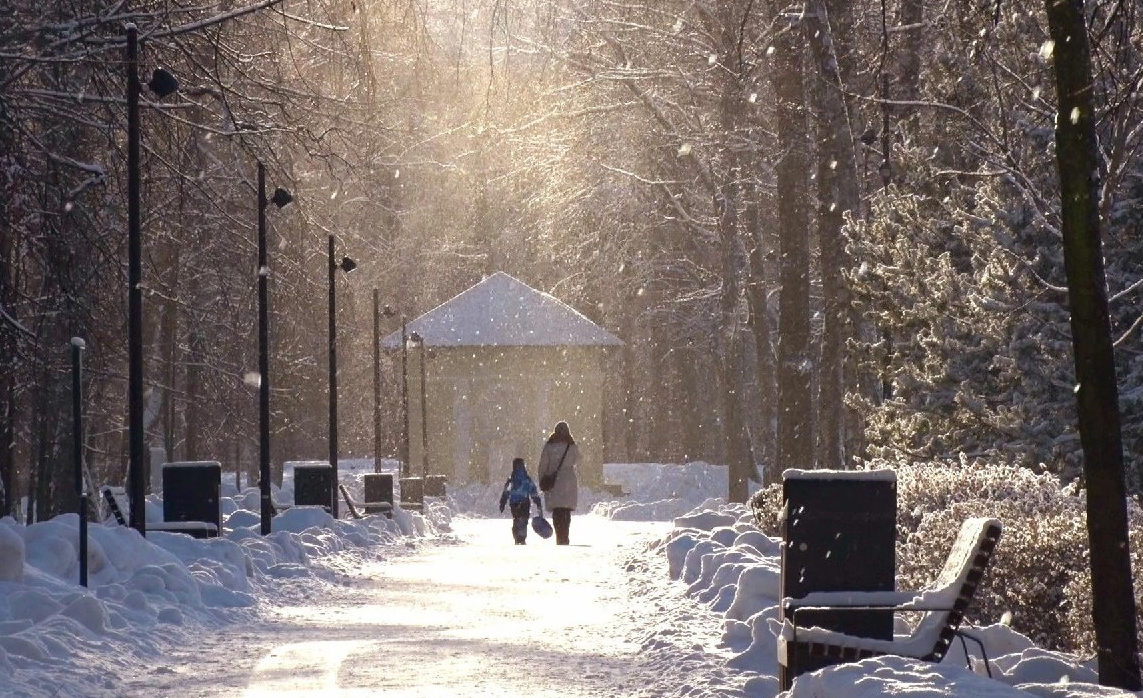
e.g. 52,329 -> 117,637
537,421 -> 579,545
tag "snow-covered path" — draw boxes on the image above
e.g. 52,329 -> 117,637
123,515 -> 687,697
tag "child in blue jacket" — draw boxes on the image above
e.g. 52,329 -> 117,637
499,457 -> 543,544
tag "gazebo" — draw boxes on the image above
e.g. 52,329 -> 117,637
382,272 -> 622,486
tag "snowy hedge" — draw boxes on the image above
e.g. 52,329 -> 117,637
748,457 -> 1143,654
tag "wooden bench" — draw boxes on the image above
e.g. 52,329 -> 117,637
101,487 -> 219,538
778,517 -> 1002,682
338,484 -> 394,519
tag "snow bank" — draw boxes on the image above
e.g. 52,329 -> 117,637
594,462 -> 731,521
0,482 -> 445,697
5,461 -> 1134,698
654,500 -> 1137,698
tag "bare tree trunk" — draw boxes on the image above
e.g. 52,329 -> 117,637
1044,0 -> 1141,688
0,226 -> 15,515
715,0 -> 756,502
621,310 -> 640,461
897,0 -> 923,103
30,388 -> 45,523
819,0 -> 868,462
31,353 -> 65,522
160,253 -> 181,461
745,179 -> 777,484
719,344 -> 753,502
649,330 -> 680,461
806,0 -> 859,469
774,20 -> 814,472
185,325 -> 204,461
0,380 -> 13,516
678,348 -> 706,462
717,186 -> 752,496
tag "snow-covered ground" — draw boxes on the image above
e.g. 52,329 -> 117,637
0,462 -> 1135,697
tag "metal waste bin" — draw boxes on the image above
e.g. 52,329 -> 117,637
162,461 -> 222,538
424,474 -> 447,498
363,473 -> 394,514
779,469 -> 897,687
294,463 -> 333,512
399,476 -> 423,503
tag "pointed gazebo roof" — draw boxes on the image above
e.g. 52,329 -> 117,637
381,272 -> 622,348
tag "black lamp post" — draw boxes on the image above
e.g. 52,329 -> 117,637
328,234 -> 356,518
126,23 -> 178,536
372,293 -> 396,474
257,161 -> 292,535
400,316 -> 409,477
71,337 -> 87,587
409,331 -> 428,485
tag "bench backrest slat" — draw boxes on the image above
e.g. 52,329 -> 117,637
924,518 -> 1002,661
102,487 -> 127,526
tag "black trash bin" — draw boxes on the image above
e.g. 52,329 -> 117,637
162,461 -> 222,539
294,463 -> 334,512
424,474 -> 447,498
779,469 -> 897,688
363,473 -> 394,514
399,476 -> 423,510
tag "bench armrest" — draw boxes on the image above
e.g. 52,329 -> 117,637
785,583 -> 961,615
784,590 -> 920,610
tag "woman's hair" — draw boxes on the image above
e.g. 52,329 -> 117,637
512,457 -> 526,473
548,421 -> 575,444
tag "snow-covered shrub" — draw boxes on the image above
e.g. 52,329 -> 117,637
1059,498 -> 1143,654
893,456 -> 1076,534
746,483 -> 783,537
900,497 -> 1086,651
893,458 -> 1143,654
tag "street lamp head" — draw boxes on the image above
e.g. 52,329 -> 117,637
270,187 -> 293,209
339,256 -> 357,274
148,68 -> 179,98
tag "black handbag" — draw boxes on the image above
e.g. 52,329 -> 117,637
539,444 -> 570,492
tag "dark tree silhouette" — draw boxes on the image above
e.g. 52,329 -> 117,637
1044,0 -> 1141,688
